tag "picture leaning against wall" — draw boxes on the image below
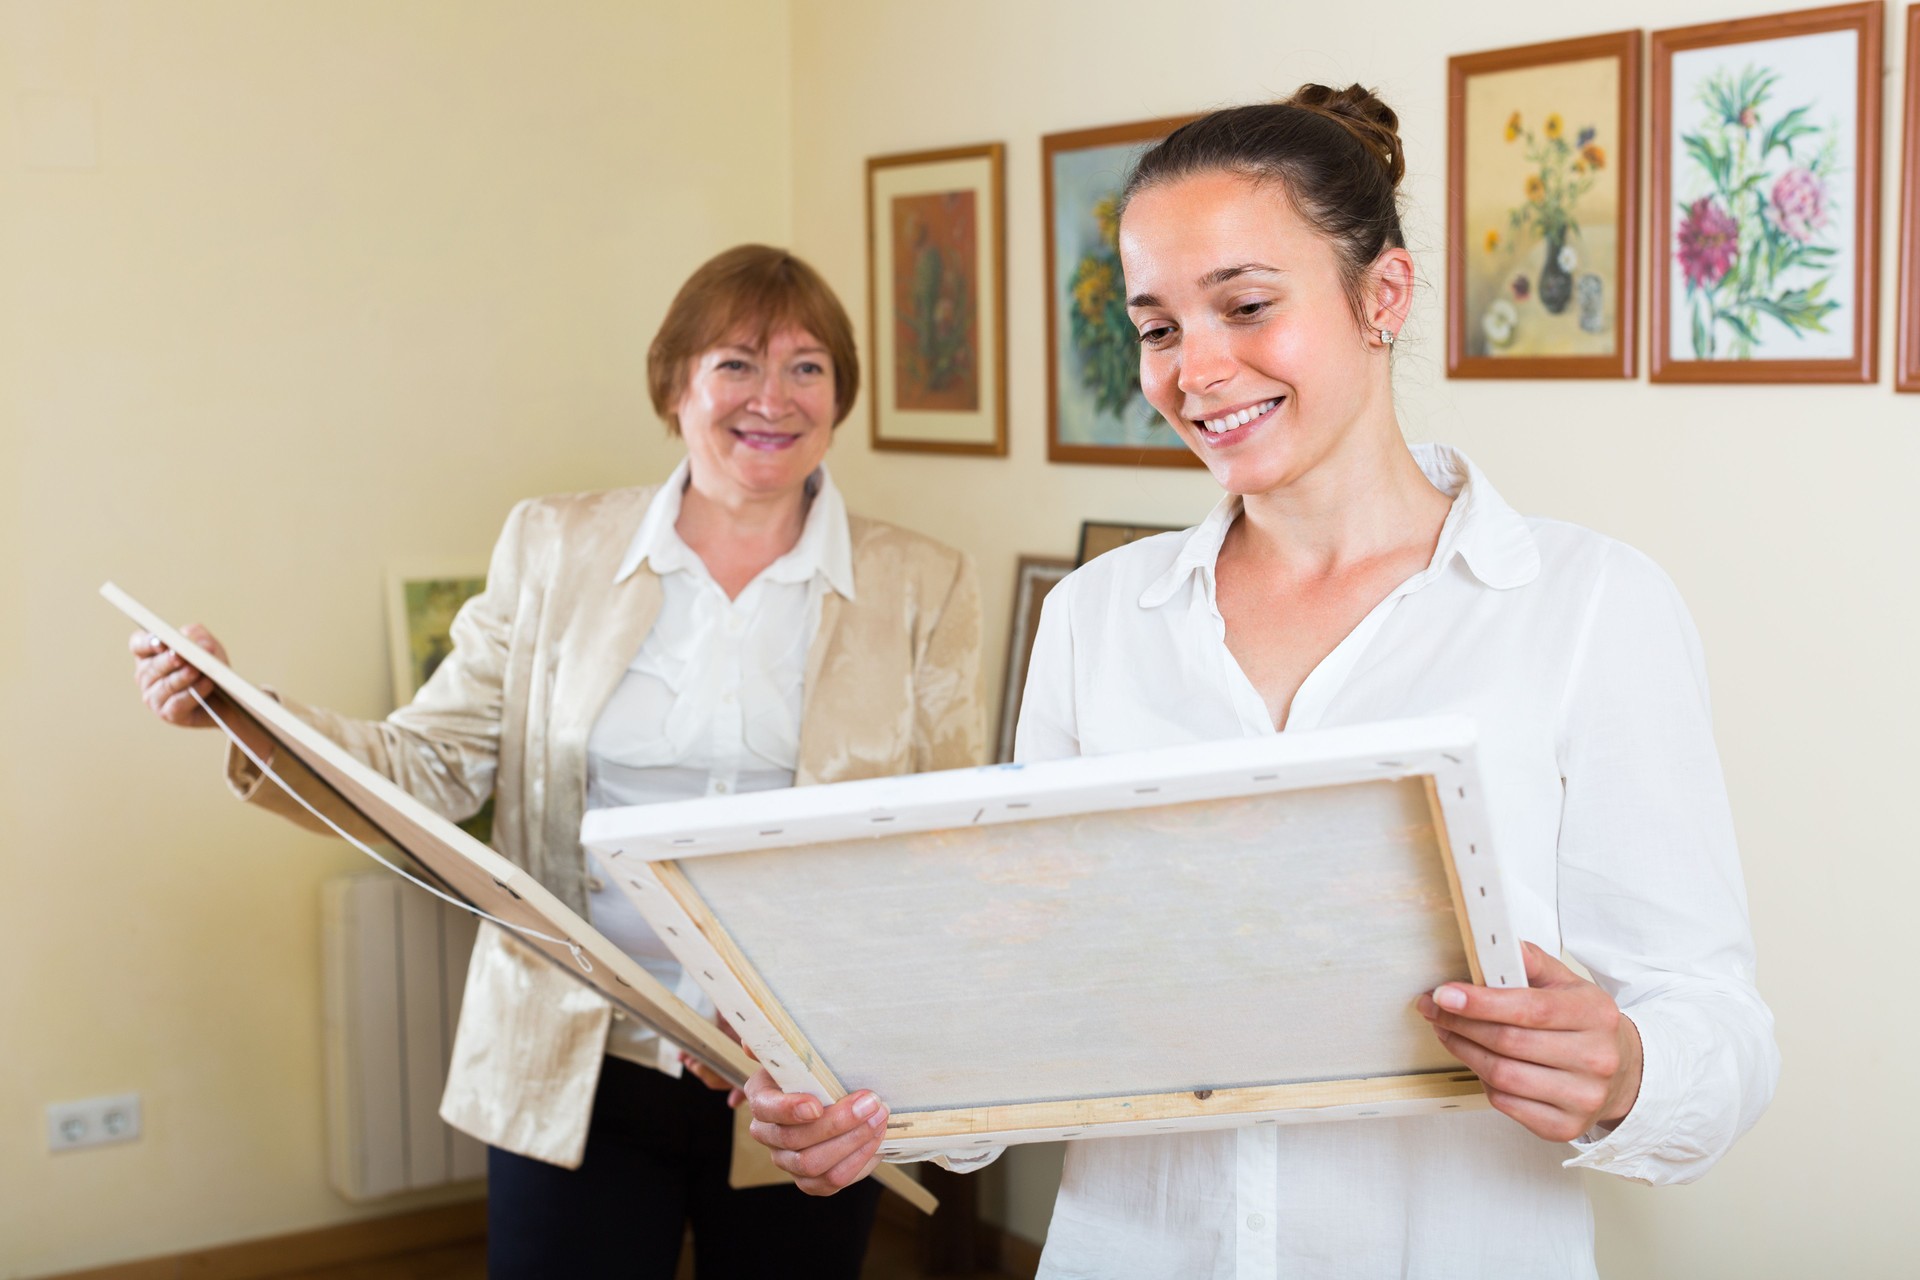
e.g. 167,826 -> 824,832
1651,3 -> 1882,383
1448,31 -> 1640,378
1044,115 -> 1204,466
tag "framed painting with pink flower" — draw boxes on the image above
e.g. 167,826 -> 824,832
1651,4 -> 1882,384
1448,31 -> 1641,379
867,143 -> 1008,454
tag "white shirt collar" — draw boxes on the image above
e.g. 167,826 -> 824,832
1139,443 -> 1540,609
613,457 -> 857,600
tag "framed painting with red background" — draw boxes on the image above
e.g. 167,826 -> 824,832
866,143 -> 1008,455
1897,3 -> 1920,393
1448,31 -> 1641,379
1650,3 -> 1882,384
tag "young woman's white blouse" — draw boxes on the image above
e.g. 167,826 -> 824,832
1006,445 -> 1776,1280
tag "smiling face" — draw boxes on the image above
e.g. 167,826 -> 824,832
1121,170 -> 1405,497
675,326 -> 838,504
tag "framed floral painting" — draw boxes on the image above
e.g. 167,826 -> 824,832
866,143 -> 1008,454
1651,4 -> 1882,383
1897,3 -> 1920,393
1448,31 -> 1641,378
1043,115 -> 1204,467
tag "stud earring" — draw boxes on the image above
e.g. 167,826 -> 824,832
1379,328 -> 1396,346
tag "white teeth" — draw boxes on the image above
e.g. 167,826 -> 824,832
1198,399 -> 1277,432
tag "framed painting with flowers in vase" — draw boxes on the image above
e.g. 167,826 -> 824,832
1448,31 -> 1641,379
1651,3 -> 1882,384
1043,114 -> 1204,466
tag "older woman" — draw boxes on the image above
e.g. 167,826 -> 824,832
131,244 -> 984,1278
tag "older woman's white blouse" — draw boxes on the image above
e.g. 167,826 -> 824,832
1008,445 -> 1776,1280
584,458 -> 854,1071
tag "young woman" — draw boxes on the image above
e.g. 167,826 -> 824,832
743,89 -> 1777,1278
131,245 -> 985,1279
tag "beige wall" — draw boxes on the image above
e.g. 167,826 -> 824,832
5,0 -> 1915,1276
789,0 -> 1918,1274
0,2 -> 791,1274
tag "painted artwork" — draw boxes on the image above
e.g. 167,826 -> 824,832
890,190 -> 980,412
1651,6 -> 1881,383
1044,117 -> 1201,466
387,569 -> 491,841
1447,33 -> 1638,379
1671,37 -> 1855,359
396,576 -> 484,699
867,144 -> 1006,454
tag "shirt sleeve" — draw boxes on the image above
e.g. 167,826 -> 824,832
1554,541 -> 1779,1185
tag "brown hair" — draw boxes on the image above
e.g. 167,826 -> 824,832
646,244 -> 860,432
1120,85 -> 1407,327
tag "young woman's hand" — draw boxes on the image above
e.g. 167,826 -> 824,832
743,1068 -> 889,1196
1418,941 -> 1643,1143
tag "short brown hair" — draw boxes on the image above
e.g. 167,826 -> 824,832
647,245 -> 860,433
1121,85 -> 1407,329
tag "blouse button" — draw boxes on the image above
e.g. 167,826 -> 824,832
1246,1214 -> 1266,1231
586,876 -> 605,894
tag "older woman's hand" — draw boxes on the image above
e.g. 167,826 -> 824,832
129,625 -> 276,764
1417,940 -> 1644,1143
744,1069 -> 889,1196
130,625 -> 228,728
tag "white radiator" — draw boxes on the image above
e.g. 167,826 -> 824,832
321,872 -> 488,1201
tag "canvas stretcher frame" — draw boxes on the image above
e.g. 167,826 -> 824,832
580,717 -> 1525,1158
100,582 -> 938,1214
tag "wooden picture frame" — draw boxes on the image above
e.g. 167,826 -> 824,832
1043,115 -> 1205,468
867,144 -> 1008,455
995,555 -> 1073,763
1650,3 -> 1882,383
1447,31 -> 1641,378
99,584 -> 937,1214
582,718 -> 1526,1155
1076,519 -> 1184,566
1897,3 -> 1920,392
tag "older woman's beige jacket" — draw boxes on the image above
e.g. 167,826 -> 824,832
227,483 -> 984,1168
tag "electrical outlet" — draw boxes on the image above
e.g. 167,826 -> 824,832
46,1093 -> 141,1152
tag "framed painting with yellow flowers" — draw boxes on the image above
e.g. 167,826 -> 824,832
1448,31 -> 1641,378
1043,114 -> 1204,466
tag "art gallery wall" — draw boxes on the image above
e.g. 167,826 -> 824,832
0,2 -> 793,1273
789,0 -> 1917,1275
4,1 -> 1913,1276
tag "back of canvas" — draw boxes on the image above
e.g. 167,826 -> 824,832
677,776 -> 1468,1112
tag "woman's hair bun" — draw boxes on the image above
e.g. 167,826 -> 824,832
1288,83 -> 1405,188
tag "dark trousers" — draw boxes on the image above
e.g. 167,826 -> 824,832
486,1056 -> 883,1279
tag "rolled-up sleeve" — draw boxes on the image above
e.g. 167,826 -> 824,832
1555,542 -> 1779,1184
